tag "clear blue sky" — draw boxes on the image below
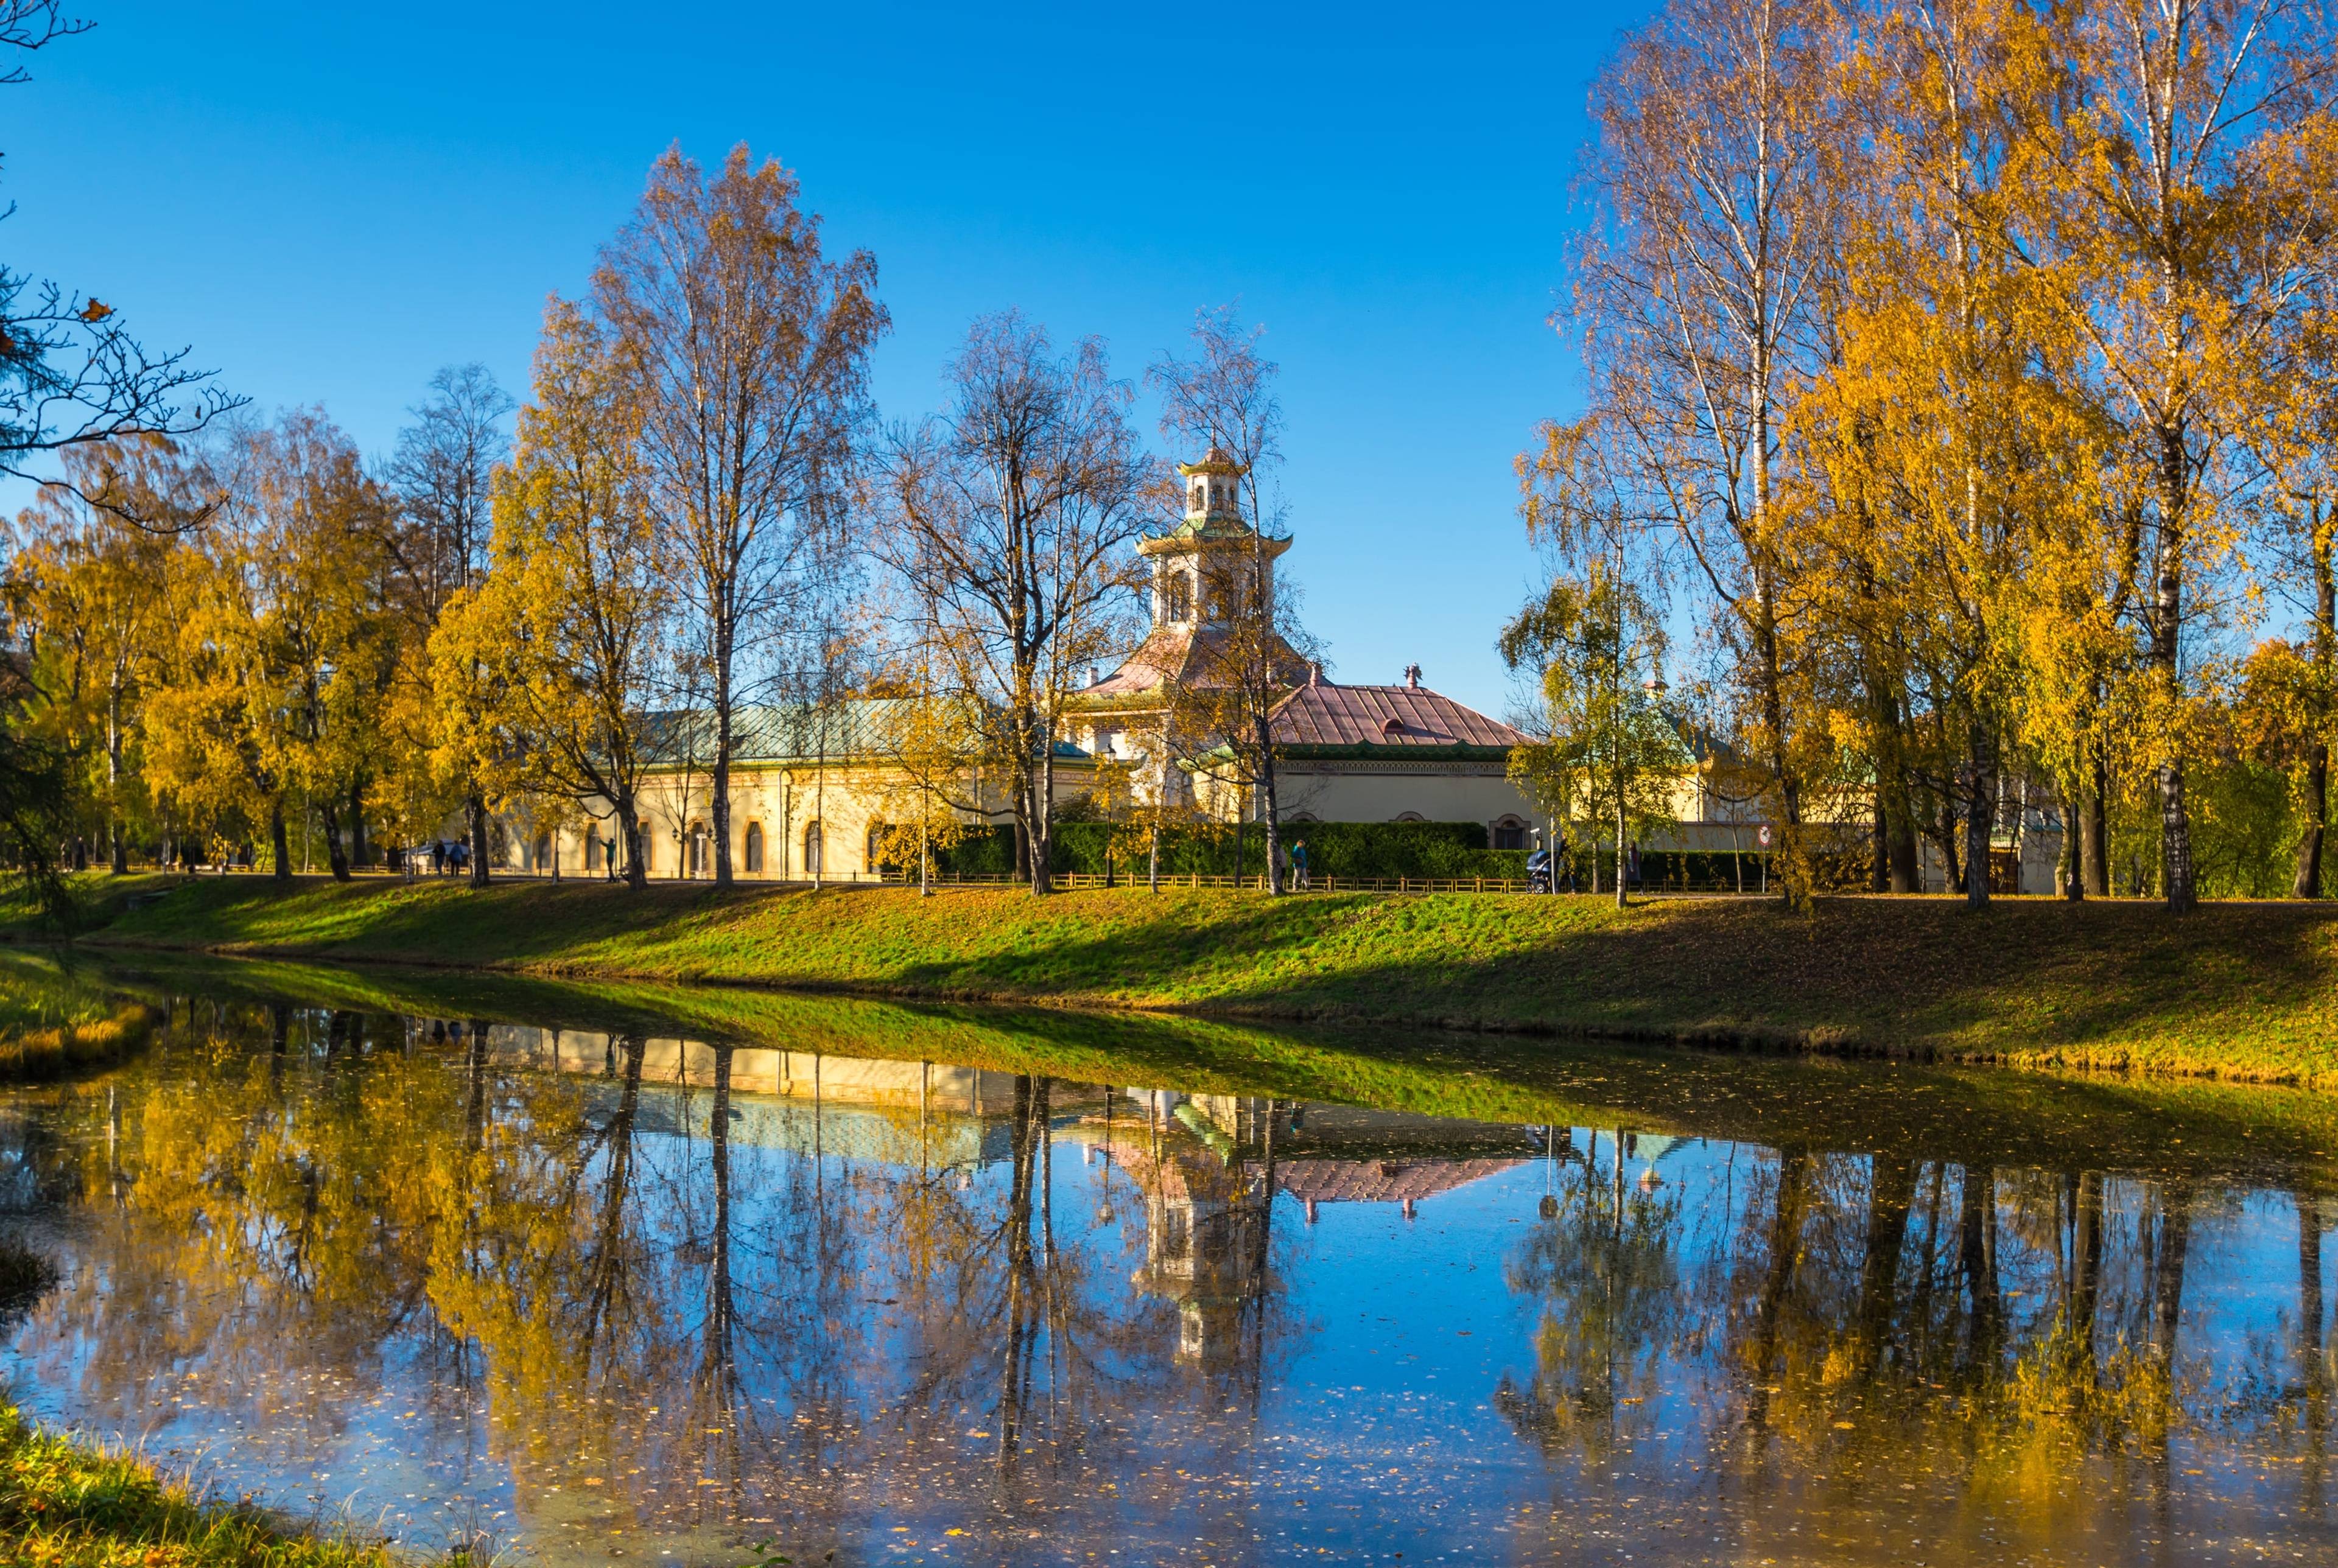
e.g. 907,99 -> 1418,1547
7,1 -> 1654,718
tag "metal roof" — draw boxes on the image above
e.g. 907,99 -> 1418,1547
1269,682 -> 1527,752
642,700 -> 1089,766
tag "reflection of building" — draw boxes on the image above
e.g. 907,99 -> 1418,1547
457,1023 -> 1092,1167
1072,1090 -> 1540,1367
1097,1093 -> 1269,1371
1278,1159 -> 1527,1224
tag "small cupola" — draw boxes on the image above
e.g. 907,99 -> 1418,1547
1178,443 -> 1246,523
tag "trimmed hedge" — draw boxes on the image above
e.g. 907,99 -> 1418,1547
918,820 -> 1528,880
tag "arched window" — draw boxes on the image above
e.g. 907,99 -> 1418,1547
1491,814 -> 1529,851
685,823 -> 707,877
584,835 -> 601,871
804,821 -> 823,877
1166,575 -> 1192,623
533,833 -> 551,871
745,822 -> 764,873
1190,480 -> 1206,513
638,831 -> 653,872
867,822 -> 888,874
1392,811 -> 1427,823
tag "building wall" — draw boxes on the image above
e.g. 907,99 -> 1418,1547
500,760 -> 1092,881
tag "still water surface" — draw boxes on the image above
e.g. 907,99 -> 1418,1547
2,961 -> 2337,1566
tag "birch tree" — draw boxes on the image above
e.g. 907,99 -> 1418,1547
593,143 -> 886,888
874,313 -> 1151,895
2035,0 -> 2338,911
1574,0 -> 1844,908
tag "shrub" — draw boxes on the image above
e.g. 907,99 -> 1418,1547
924,821 -> 1528,880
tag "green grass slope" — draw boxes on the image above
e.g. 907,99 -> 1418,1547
50,873 -> 2338,1087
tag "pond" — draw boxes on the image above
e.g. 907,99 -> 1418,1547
2,954 -> 2336,1566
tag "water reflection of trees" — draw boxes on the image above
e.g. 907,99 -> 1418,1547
0,1005 -> 1308,1557
11,994 -> 2337,1561
1498,1128 -> 1684,1461
1499,1132 -> 2338,1549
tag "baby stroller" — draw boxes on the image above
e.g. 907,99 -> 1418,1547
1525,847 -> 1554,894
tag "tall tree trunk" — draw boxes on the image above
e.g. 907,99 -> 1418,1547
1758,579 -> 1805,909
618,799 -> 647,890
467,793 -> 491,886
712,632 -> 734,888
1257,707 -> 1283,896
1934,791 -> 1963,895
1964,723 -> 1993,907
2152,419 -> 2196,912
1875,683 -> 1920,892
1870,797 -> 1890,893
1030,733 -> 1056,897
2063,761 -> 2085,901
1042,730 -> 1058,894
347,780 -> 369,869
105,682 -> 127,875
2083,727 -> 2110,896
270,797 -> 292,883
319,799 -> 353,881
1613,791 -> 1628,910
2296,499 -> 2332,899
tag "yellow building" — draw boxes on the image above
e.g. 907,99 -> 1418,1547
500,700 -> 1095,882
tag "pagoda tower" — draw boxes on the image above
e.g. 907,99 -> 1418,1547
1071,446 -> 1307,774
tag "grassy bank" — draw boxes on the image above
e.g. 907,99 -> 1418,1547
51,872 -> 2338,1088
1,1228 -> 423,1567
78,949 -> 2338,1186
0,1399 -> 430,1567
0,951 -> 161,1083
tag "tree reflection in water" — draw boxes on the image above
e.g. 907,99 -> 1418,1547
1492,1130 -> 2338,1563
0,989 -> 2333,1566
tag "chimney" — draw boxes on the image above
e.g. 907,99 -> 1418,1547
1308,660 -> 1321,687
1403,663 -> 1422,690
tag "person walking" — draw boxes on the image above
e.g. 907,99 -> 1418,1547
1291,838 -> 1310,892
603,836 -> 618,881
1555,827 -> 1578,894
1626,839 -> 1643,894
